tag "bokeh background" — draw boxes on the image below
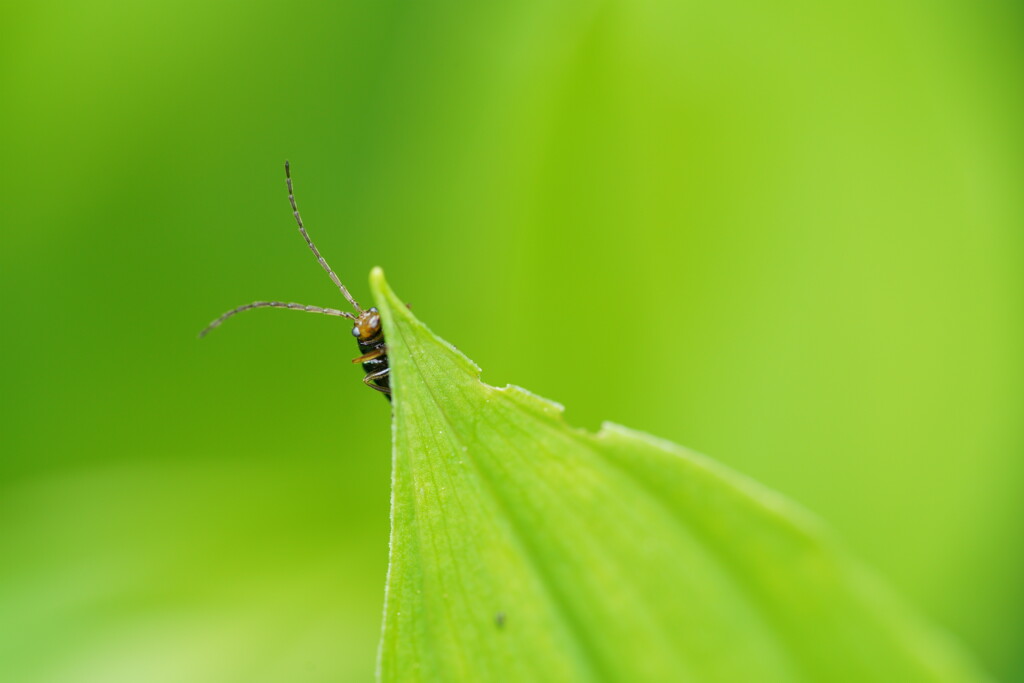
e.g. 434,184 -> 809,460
1,1 -> 1021,681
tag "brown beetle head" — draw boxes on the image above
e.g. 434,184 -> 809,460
351,307 -> 382,341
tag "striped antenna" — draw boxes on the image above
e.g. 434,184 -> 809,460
198,301 -> 355,339
285,161 -> 363,312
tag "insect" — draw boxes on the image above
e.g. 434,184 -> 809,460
200,162 -> 391,398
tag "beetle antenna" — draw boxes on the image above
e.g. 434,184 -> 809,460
285,161 -> 364,313
199,301 -> 356,339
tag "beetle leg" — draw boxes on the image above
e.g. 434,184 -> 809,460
352,345 -> 388,364
363,367 -> 391,395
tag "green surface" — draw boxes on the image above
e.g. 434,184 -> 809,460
374,268 -> 984,682
1,0 -> 1021,681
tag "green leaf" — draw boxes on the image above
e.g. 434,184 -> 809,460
369,268 -> 985,683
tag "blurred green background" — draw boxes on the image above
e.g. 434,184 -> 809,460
1,0 -> 1021,681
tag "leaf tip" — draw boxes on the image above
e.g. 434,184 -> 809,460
369,265 -> 387,292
